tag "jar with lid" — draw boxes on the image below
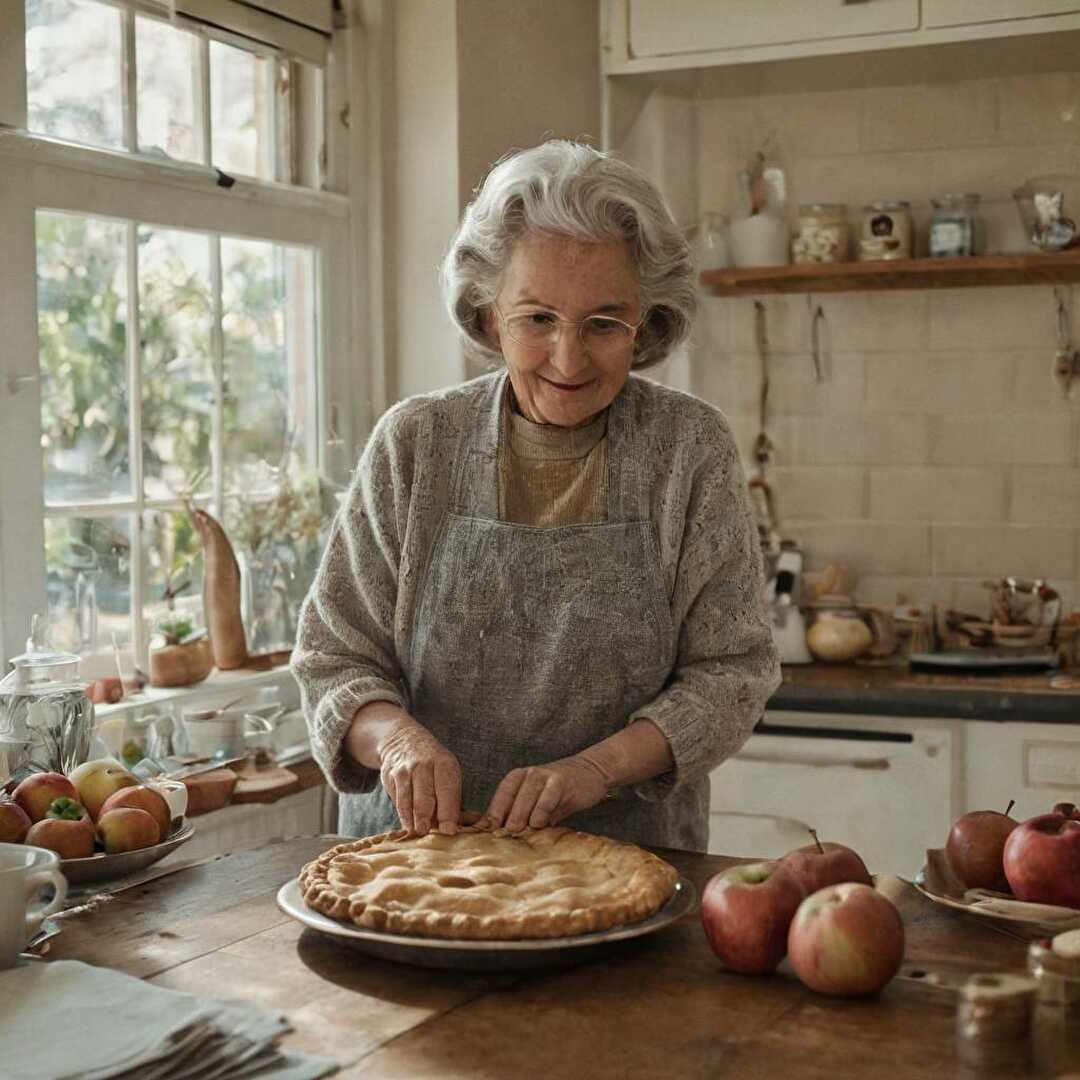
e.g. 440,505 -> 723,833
792,204 -> 849,264
858,201 -> 912,261
930,193 -> 981,258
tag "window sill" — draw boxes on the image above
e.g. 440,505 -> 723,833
94,662 -> 299,721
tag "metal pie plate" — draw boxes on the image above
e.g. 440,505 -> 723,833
60,821 -> 195,885
277,874 -> 696,971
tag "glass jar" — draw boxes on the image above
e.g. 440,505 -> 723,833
792,204 -> 849,264
930,192 -> 981,258
858,201 -> 912,261
695,211 -> 731,271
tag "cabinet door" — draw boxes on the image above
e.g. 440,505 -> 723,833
709,713 -> 955,879
924,0 -> 1080,27
628,0 -> 919,59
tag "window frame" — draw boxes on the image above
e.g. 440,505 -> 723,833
0,0 -> 372,675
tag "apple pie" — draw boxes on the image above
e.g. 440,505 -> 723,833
299,825 -> 679,940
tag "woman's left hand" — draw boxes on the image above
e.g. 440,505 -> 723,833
484,755 -> 610,832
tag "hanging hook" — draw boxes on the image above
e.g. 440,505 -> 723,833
1053,287 -> 1079,398
807,297 -> 826,383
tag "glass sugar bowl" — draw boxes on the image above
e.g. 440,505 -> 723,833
0,615 -> 94,783
793,203 -> 850,264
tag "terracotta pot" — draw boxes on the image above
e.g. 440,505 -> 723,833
149,636 -> 214,688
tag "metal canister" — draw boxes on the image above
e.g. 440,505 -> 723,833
955,972 -> 1037,1072
1028,931 -> 1080,1009
858,201 -> 912,261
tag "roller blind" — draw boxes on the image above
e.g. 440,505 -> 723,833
153,0 -> 334,65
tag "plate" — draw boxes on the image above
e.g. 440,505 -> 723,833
276,875 -> 696,972
913,847 -> 1080,937
60,821 -> 194,885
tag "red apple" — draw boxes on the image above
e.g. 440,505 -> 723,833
944,803 -> 1019,892
1003,813 -> 1080,909
1051,803 -> 1080,821
700,861 -> 805,975
99,785 -> 170,844
12,772 -> 78,823
780,829 -> 873,896
787,882 -> 905,997
0,799 -> 31,843
69,759 -> 139,820
96,807 -> 159,854
26,813 -> 95,858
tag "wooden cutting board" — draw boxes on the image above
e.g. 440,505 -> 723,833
231,762 -> 300,804
182,768 -> 238,815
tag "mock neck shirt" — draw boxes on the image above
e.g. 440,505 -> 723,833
497,400 -> 609,527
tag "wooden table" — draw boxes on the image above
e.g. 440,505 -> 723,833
46,836 -> 1080,1079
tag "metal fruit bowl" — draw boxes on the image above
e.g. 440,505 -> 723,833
59,820 -> 194,885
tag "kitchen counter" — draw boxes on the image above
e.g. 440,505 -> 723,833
772,663 -> 1080,724
44,835 -> 1079,1078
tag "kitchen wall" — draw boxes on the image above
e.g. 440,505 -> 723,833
625,53 -> 1080,617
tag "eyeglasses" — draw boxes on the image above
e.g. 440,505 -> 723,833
494,305 -> 642,358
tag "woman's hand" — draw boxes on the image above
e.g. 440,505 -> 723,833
484,755 -> 610,832
344,702 -> 463,835
378,720 -> 463,835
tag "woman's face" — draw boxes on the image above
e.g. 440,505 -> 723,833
485,233 -> 641,428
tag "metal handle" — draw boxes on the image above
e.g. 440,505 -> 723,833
5,373 -> 38,395
735,751 -> 891,770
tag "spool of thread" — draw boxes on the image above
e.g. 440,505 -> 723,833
956,972 -> 1037,1071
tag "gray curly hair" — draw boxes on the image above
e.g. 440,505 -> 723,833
440,140 -> 696,370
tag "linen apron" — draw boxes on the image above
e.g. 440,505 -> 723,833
347,375 -> 710,849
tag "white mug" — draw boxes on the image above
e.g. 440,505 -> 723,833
0,843 -> 68,967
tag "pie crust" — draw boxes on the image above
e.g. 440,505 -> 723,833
299,825 -> 679,940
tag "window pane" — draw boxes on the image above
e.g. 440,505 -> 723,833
45,515 -> 131,657
136,15 -> 203,164
26,0 -> 124,149
221,238 -> 316,484
36,211 -> 130,503
210,39 -> 275,180
139,227 -> 214,502
143,509 -> 205,640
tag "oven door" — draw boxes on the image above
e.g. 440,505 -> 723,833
707,711 -> 959,880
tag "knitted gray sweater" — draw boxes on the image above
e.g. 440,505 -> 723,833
291,371 -> 781,847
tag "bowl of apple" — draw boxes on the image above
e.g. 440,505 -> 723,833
0,759 -> 193,886
915,801 -> 1080,936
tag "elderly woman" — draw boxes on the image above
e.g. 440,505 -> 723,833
292,140 -> 780,851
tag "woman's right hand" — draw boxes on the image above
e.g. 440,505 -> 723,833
377,719 -> 463,835
345,702 -> 463,834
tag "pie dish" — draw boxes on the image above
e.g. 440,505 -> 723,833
299,824 -> 679,940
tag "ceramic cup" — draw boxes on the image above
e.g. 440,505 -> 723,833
728,213 -> 791,267
180,707 -> 246,759
0,843 -> 68,967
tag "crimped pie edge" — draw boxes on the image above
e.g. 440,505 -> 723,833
298,825 -> 679,941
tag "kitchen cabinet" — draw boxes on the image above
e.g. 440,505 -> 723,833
924,0 -> 1080,28
708,710 -> 959,879
625,0 -> 918,60
603,0 -> 1080,80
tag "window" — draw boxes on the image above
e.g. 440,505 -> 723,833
0,0 -> 357,678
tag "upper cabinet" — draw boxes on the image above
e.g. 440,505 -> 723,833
627,0 -> 918,60
924,0 -> 1080,27
604,0 -> 1080,75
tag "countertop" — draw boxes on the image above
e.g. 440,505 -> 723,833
44,834 -> 1079,1078
771,662 -> 1080,723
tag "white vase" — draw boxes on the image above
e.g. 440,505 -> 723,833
729,214 -> 791,267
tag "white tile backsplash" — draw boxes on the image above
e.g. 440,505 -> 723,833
653,67 -> 1080,611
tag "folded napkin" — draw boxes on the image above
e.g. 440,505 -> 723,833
0,961 -> 336,1080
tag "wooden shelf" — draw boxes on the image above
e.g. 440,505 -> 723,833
700,251 -> 1080,297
